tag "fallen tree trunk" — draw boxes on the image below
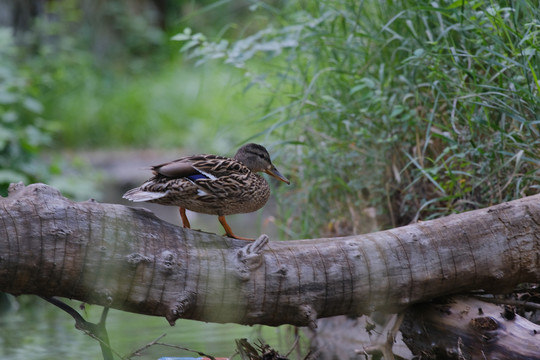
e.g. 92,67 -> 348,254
1,182 -> 540,328
309,296 -> 540,360
401,295 -> 540,359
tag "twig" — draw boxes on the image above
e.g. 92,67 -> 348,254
472,295 -> 540,310
153,342 -> 217,360
100,306 -> 110,325
284,329 -> 300,357
124,334 -> 216,360
123,333 -> 167,359
41,296 -> 86,326
40,297 -> 119,360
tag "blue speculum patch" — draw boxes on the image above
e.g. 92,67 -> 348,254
186,173 -> 207,181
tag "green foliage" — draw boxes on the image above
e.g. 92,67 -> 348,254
0,29 -> 98,199
175,0 -> 540,238
13,1 -> 269,154
42,62 -> 263,153
2,0 -> 274,198
0,29 -> 53,196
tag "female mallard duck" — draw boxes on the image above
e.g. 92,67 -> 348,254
123,143 -> 289,240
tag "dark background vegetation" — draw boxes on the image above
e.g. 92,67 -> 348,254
0,0 -> 538,358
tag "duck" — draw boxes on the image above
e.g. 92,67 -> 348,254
122,143 -> 289,240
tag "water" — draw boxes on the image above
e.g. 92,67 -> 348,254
0,295 -> 305,360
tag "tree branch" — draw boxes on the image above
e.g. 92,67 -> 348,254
1,183 -> 540,327
41,297 -> 115,360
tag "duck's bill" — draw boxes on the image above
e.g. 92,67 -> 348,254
265,166 -> 290,184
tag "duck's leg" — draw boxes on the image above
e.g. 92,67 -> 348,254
179,207 -> 191,228
218,216 -> 253,241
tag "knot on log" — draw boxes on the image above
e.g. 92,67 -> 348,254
298,304 -> 318,330
165,292 -> 196,326
94,288 -> 114,306
7,182 -> 25,195
8,182 -> 62,198
234,234 -> 269,281
470,316 -> 499,332
159,250 -> 178,275
126,253 -> 152,266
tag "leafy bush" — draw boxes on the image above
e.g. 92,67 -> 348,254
0,29 -> 53,196
42,61 -> 261,153
7,1 -> 268,154
175,0 -> 540,238
0,29 -> 98,199
2,1 -> 268,199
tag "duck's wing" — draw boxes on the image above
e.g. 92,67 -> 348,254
152,154 -> 241,180
186,155 -> 252,199
154,154 -> 248,179
156,155 -> 253,199
124,154 -> 253,202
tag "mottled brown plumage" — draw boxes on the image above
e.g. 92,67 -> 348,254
123,143 -> 289,240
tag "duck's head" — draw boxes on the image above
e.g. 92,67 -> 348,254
234,143 -> 290,184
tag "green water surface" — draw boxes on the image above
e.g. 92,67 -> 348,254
0,295 -> 303,360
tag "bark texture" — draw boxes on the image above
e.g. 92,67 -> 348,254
1,182 -> 540,328
401,296 -> 540,359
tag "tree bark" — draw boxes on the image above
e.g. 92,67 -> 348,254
1,182 -> 540,328
401,296 -> 540,359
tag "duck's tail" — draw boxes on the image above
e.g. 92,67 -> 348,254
122,187 -> 167,202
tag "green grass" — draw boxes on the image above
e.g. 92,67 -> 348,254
43,61 -> 269,154
176,0 -> 540,238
